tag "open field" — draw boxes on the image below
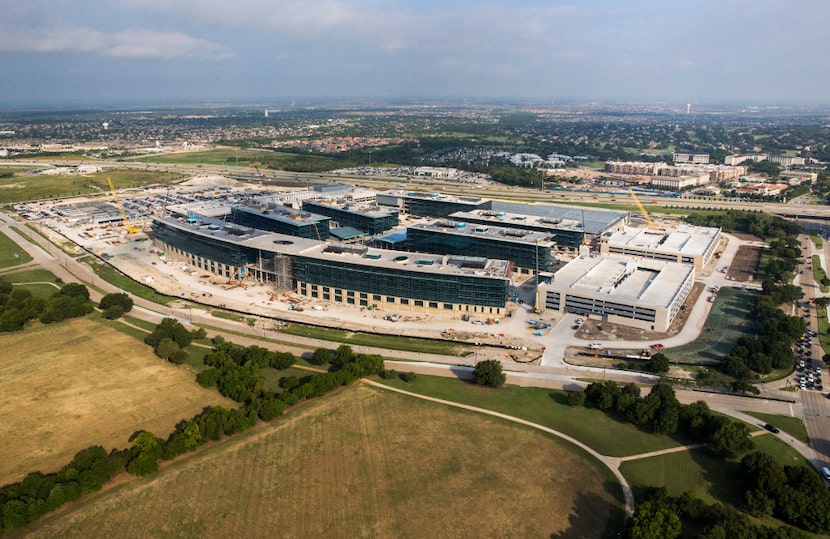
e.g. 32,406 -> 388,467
0,170 -> 183,204
374,374 -> 683,457
23,384 -> 623,539
0,229 -> 33,268
1,268 -> 60,283
0,317 -> 233,485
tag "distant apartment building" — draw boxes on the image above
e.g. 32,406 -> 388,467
650,174 -> 708,190
673,152 -> 710,164
724,154 -> 805,168
780,170 -> 817,184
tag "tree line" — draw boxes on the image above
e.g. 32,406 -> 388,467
0,279 -> 95,332
0,319 -> 387,533
575,381 -> 823,536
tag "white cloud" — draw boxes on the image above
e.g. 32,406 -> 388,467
0,26 -> 229,59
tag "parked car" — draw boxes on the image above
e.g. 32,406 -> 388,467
763,423 -> 781,434
650,343 -> 664,350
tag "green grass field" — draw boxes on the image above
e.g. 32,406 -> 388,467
668,287 -> 756,365
0,169 -> 183,204
86,259 -> 178,305
810,230 -> 824,249
12,282 -> 61,299
280,322 -> 469,355
744,412 -> 809,443
813,254 -> 829,293
621,449 -> 742,505
0,229 -> 33,268
373,374 -> 683,457
1,268 -> 59,283
132,148 -> 259,166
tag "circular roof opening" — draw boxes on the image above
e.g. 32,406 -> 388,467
394,255 -> 408,262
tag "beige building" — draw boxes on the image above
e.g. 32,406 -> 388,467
599,224 -> 720,272
539,254 -> 695,332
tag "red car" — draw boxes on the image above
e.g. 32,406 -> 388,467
650,343 -> 664,350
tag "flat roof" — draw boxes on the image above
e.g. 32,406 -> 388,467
233,204 -> 330,226
154,216 -> 510,279
166,201 -> 231,219
378,190 -> 490,206
489,201 -> 628,235
154,216 -> 321,256
450,209 -> 584,234
303,199 -> 398,218
409,220 -> 554,246
299,243 -> 512,280
549,254 -> 693,307
606,224 -> 720,257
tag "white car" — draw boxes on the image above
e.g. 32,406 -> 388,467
588,342 -> 603,350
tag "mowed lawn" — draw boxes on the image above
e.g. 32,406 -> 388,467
0,318 -> 234,485
25,384 -> 624,539
0,229 -> 33,268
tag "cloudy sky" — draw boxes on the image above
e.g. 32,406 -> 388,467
1,0 -> 827,106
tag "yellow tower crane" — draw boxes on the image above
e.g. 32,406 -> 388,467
107,177 -> 140,234
628,188 -> 663,231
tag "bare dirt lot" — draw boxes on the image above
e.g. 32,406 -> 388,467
726,245 -> 761,282
24,384 -> 620,539
0,318 -> 233,485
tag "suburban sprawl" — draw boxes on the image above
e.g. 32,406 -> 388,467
3,102 -> 830,537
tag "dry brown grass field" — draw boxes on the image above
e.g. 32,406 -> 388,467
0,318 -> 233,485
23,384 -> 621,539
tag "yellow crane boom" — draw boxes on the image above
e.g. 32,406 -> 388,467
628,188 -> 662,231
107,177 -> 139,234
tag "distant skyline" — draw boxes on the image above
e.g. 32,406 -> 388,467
1,1 -> 829,107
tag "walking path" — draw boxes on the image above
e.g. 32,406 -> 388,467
362,378 -> 637,517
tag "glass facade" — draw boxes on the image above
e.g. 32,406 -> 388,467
230,207 -> 330,240
302,201 -> 398,235
406,227 -> 551,272
295,256 -> 508,307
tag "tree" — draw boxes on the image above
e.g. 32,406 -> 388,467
626,500 -> 682,539
154,338 -> 180,361
126,431 -> 163,476
473,360 -> 506,387
98,292 -> 133,314
707,416 -> 753,458
567,390 -> 586,406
649,353 -> 670,373
309,347 -> 332,366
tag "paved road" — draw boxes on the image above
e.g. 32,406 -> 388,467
2,211 -> 829,477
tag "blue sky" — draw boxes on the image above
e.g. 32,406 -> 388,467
1,0 -> 828,106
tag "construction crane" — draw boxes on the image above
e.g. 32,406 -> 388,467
628,188 -> 663,231
107,177 -> 140,234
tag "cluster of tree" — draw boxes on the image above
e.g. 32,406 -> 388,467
98,292 -> 133,320
379,368 -> 417,382
625,487 -> 809,539
473,359 -> 506,387
0,279 -> 93,332
683,210 -> 801,240
144,318 -> 206,365
741,451 -> 830,533
580,382 -> 753,457
1,335 -> 390,531
0,446 -> 122,531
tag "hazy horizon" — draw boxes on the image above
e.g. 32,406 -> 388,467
2,1 -> 829,107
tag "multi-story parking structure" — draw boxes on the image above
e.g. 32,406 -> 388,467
599,224 -> 720,272
539,254 -> 694,332
405,220 -> 553,275
230,205 -> 331,240
301,199 -> 399,236
150,216 -> 511,315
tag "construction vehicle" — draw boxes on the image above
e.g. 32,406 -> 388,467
628,188 -> 663,231
107,177 -> 140,234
